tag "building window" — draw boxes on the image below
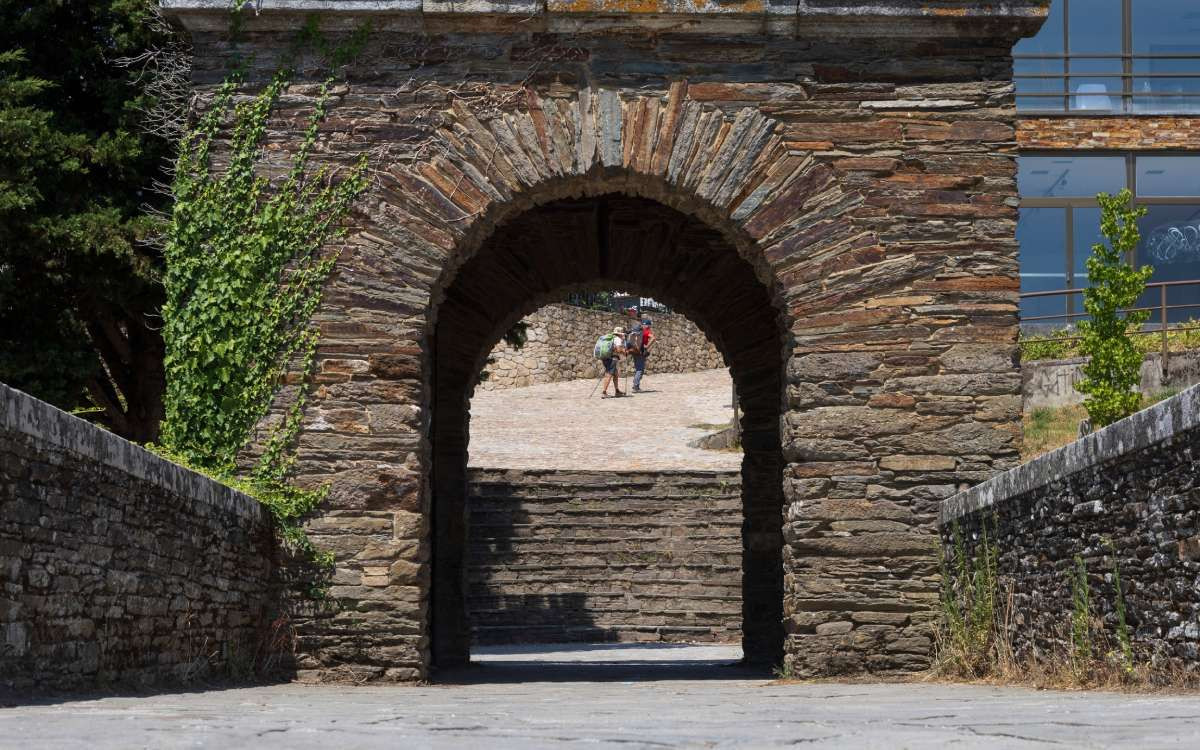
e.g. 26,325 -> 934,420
1018,156 -> 1124,324
1018,207 -> 1070,323
1015,0 -> 1200,114
1019,153 -> 1200,327
1132,1 -> 1200,113
1135,155 -> 1200,196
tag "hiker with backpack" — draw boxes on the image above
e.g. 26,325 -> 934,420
594,325 -> 628,398
628,317 -> 655,393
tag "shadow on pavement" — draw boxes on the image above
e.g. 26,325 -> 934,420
0,676 -> 292,709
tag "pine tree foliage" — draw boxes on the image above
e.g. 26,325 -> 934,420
0,1 -> 174,439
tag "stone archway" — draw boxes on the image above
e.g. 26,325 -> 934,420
166,8 -> 1033,682
429,190 -> 790,668
399,89 -> 858,674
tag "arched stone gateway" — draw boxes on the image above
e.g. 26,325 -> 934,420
168,2 -> 1043,682
433,189 -> 791,668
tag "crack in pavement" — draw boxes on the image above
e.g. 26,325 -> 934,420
963,726 -> 1067,745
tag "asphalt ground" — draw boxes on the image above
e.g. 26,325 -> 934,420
4,644 -> 1200,749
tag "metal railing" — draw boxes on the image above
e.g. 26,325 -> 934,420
1014,53 -> 1200,115
564,292 -> 673,316
1020,279 -> 1200,375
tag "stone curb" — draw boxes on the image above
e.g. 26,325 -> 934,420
0,382 -> 264,524
940,381 -> 1200,526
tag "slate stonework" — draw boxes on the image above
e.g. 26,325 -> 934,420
1019,116 -> 1200,151
467,468 -> 742,644
480,304 -> 723,390
168,2 -> 1043,682
943,385 -> 1200,672
0,384 -> 276,694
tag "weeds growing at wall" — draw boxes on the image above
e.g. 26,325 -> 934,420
1106,539 -> 1135,678
1020,319 -> 1200,362
935,524 -> 1198,690
1069,554 -> 1093,680
156,69 -> 367,569
936,522 -> 1004,678
1022,390 -> 1182,461
772,659 -> 797,681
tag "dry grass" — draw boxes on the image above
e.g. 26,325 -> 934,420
1021,404 -> 1088,461
934,580 -> 1200,694
1021,389 -> 1183,461
931,643 -> 1200,694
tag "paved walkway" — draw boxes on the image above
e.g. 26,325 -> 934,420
469,368 -> 741,471
6,645 -> 1200,749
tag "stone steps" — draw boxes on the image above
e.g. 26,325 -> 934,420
467,467 -> 744,644
472,624 -> 737,645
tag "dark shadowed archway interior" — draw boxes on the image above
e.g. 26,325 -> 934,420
431,194 -> 786,671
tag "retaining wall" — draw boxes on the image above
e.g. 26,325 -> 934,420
480,304 -> 724,390
1022,350 -> 1200,411
466,468 -> 743,645
942,384 -> 1200,671
0,384 -> 276,693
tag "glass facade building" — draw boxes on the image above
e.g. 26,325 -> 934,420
1017,1 -> 1200,329
1015,0 -> 1200,114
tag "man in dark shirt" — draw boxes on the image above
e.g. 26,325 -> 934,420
631,317 -> 654,393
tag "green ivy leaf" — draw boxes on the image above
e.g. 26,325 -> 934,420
159,69 -> 368,572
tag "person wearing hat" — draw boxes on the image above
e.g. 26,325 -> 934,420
630,316 -> 654,393
599,324 -> 628,398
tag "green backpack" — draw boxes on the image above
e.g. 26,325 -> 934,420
593,333 -> 616,359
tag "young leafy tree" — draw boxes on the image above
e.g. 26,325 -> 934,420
1074,189 -> 1153,428
0,0 -> 174,440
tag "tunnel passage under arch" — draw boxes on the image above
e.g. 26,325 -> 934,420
431,193 -> 788,669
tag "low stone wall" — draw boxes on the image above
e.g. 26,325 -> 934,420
467,468 -> 742,644
942,384 -> 1200,672
0,383 -> 276,693
1022,350 -> 1200,411
480,304 -> 724,390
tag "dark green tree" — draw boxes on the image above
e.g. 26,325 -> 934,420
0,0 -> 174,441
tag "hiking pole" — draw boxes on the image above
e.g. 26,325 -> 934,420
588,368 -> 606,398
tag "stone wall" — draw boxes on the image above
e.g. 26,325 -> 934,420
467,468 -> 742,645
942,384 -> 1200,672
1022,351 -> 1200,411
479,304 -> 723,390
0,384 -> 276,694
169,1 -> 1041,681
1018,116 -> 1200,150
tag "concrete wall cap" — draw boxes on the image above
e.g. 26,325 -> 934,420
162,0 -> 1049,39
941,381 -> 1200,527
0,382 -> 265,524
